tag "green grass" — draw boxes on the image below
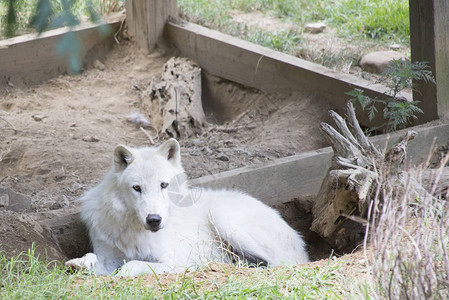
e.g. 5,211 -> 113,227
179,0 -> 409,43
323,0 -> 409,42
231,23 -> 301,52
1,247 -> 371,299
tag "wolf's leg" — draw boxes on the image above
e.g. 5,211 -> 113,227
116,260 -> 182,276
212,215 -> 309,266
210,224 -> 271,266
65,241 -> 126,275
208,193 -> 309,266
92,241 -> 127,275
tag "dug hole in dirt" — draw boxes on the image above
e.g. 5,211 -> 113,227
0,39 -> 336,266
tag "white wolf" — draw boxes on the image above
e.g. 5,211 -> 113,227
66,139 -> 309,276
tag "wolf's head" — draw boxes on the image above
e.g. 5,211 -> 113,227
113,139 -> 184,232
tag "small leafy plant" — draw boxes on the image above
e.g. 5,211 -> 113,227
347,59 -> 435,132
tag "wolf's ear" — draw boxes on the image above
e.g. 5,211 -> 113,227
157,138 -> 182,169
114,145 -> 134,170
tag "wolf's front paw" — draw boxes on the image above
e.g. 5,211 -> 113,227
116,261 -> 178,276
116,261 -> 149,277
65,253 -> 98,272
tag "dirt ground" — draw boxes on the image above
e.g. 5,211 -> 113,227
0,38 -> 376,282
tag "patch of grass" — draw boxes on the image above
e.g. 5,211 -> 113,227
325,0 -> 409,43
179,1 -> 302,56
298,45 -> 361,71
230,23 -> 301,53
178,0 -> 410,43
1,246 -> 370,299
1,247 -> 78,298
177,0 -> 232,29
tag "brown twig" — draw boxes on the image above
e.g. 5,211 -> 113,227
139,126 -> 159,145
114,15 -> 125,44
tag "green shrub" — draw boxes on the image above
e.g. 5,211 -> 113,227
347,60 -> 434,132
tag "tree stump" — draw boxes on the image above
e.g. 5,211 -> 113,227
310,102 -> 418,252
143,57 -> 207,138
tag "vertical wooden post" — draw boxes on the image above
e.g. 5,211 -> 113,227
409,0 -> 449,122
126,0 -> 178,53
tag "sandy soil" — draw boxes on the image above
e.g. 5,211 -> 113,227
0,40 -> 369,280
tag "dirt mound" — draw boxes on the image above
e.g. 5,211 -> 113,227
0,211 -> 65,261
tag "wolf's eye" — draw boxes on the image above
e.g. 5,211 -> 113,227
132,185 -> 141,193
160,182 -> 169,189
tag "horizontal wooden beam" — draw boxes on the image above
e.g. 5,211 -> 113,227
165,21 -> 412,127
0,13 -> 124,87
190,124 -> 449,207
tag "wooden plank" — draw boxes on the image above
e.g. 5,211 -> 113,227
126,0 -> 177,53
125,0 -> 147,51
165,21 -> 413,127
190,149 -> 332,207
0,14 -> 123,87
433,1 -> 449,118
409,0 -> 449,122
190,124 -> 449,207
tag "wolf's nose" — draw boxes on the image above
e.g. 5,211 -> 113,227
146,214 -> 162,231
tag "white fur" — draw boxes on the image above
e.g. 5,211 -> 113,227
66,139 -> 309,276
126,112 -> 151,128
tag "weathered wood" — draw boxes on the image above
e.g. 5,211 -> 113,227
142,57 -> 207,138
190,150 -> 333,208
310,103 -> 419,251
385,131 -> 418,174
126,0 -> 177,53
190,123 -> 449,208
409,0 -> 449,121
164,21 -> 413,128
345,102 -> 381,157
0,14 -> 123,87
